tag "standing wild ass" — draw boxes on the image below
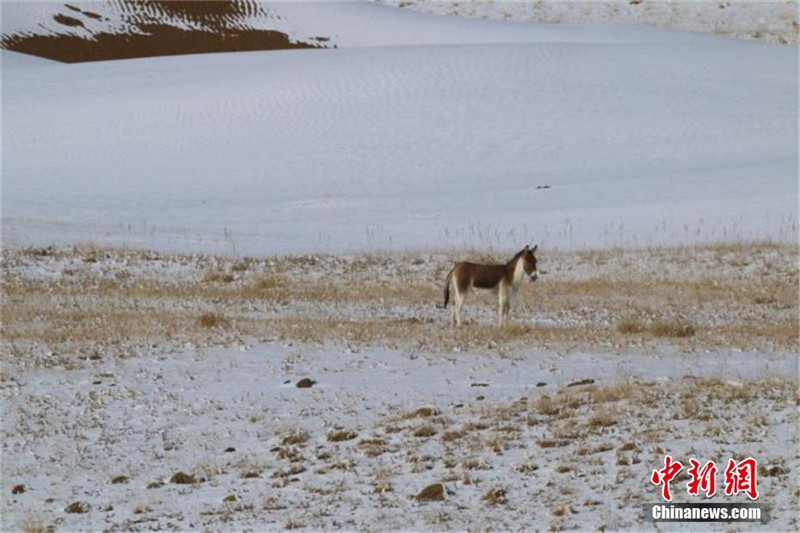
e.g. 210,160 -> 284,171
442,245 -> 539,326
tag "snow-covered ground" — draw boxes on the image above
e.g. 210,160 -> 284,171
379,0 -> 800,45
2,3 -> 798,531
2,243 -> 797,531
3,341 -> 796,531
2,2 -> 797,255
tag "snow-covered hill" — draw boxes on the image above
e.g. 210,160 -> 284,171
2,2 -> 797,255
379,0 -> 800,45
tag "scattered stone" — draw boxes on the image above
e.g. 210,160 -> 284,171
415,483 -> 445,502
224,447 -> 236,453
296,378 -> 316,388
11,484 -> 26,495
475,395 -> 485,401
536,382 -> 547,387
110,475 -> 129,484
223,494 -> 238,502
471,382 -> 490,387
567,378 -> 595,387
146,481 -> 163,489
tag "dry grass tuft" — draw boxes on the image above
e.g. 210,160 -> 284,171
327,429 -> 358,442
197,312 -> 229,329
110,475 -> 129,484
203,271 -> 235,283
64,501 -> 89,514
617,317 -> 646,334
482,487 -> 508,506
587,409 -> 617,428
280,428 -> 310,446
271,464 -> 306,478
536,395 -> 559,416
442,429 -> 466,442
413,425 -> 437,438
403,406 -> 440,419
19,518 -> 50,533
538,439 -> 570,448
169,472 -> 198,485
618,317 -> 695,338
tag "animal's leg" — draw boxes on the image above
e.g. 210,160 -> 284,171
454,291 -> 465,327
498,292 -> 509,327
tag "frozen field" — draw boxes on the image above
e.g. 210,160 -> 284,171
2,243 -> 798,531
2,2 -> 798,531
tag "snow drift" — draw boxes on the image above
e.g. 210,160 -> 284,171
2,2 -> 797,255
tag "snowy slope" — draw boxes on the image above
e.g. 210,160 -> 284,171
2,2 -> 797,255
1,0 -> 716,51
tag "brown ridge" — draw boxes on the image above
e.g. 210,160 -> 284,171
1,1 -> 327,63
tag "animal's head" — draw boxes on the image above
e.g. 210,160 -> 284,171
520,244 -> 539,282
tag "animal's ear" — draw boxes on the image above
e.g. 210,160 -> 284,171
523,245 -> 529,251
531,245 -> 538,253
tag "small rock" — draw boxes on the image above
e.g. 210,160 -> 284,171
11,484 -> 26,495
567,378 -> 595,387
296,378 -> 316,388
224,447 -> 236,453
415,483 -> 445,502
536,382 -> 547,387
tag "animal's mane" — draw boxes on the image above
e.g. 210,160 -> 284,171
506,248 -> 526,266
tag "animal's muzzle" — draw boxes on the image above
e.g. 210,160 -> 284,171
530,271 -> 539,282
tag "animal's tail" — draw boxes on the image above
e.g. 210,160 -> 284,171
440,269 -> 454,309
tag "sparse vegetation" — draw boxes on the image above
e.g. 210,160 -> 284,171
197,312 -> 229,329
1,243 -> 797,530
2,243 -> 796,356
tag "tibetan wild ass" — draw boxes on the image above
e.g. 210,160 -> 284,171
442,245 -> 539,327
